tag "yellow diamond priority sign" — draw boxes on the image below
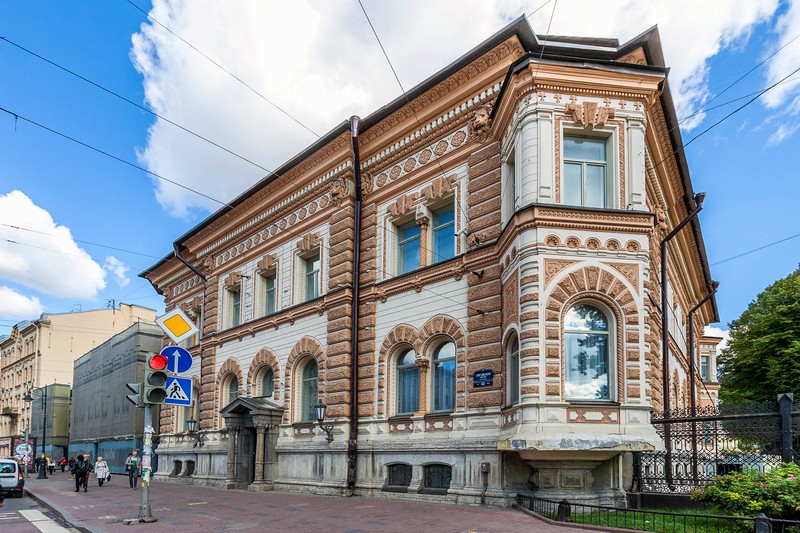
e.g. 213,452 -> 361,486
155,308 -> 199,344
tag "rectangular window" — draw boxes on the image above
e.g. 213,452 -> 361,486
259,271 -> 277,316
304,253 -> 320,301
700,355 -> 709,381
564,136 -> 608,208
397,220 -> 421,274
501,147 -> 516,225
226,286 -> 241,328
432,205 -> 455,264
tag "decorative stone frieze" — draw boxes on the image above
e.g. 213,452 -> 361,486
565,101 -> 616,128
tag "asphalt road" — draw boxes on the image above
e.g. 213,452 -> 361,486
1,491 -> 80,532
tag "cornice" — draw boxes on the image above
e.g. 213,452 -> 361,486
360,38 -> 525,147
361,83 -> 501,177
184,132 -> 351,251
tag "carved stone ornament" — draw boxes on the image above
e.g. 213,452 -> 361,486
565,101 -> 616,128
257,254 -> 278,272
387,194 -> 416,217
329,176 -> 351,207
202,255 -> 214,274
297,232 -> 321,252
655,207 -> 668,235
422,175 -> 453,201
361,174 -> 374,198
224,272 -> 243,288
468,104 -> 493,143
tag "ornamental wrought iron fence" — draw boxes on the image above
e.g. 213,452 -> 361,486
515,494 -> 800,533
634,393 -> 800,494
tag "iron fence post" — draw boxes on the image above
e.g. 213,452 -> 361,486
778,393 -> 794,463
754,513 -> 771,533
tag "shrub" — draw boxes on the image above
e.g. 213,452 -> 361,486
691,463 -> 800,519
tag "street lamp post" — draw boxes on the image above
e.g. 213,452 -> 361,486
23,387 -> 48,480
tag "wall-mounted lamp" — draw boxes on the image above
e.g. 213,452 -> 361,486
313,403 -> 334,443
186,419 -> 204,448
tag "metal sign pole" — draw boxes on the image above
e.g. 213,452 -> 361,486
124,404 -> 157,525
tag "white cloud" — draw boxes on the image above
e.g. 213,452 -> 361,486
0,286 -> 44,320
103,256 -> 131,288
763,0 -> 800,108
767,122 -> 800,144
703,325 -> 730,352
0,190 -> 107,299
131,0 -> 780,215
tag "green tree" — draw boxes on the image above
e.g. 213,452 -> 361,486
718,266 -> 800,403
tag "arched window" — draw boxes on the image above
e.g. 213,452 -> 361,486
260,367 -> 274,398
300,360 -> 318,422
564,303 -> 610,400
432,342 -> 456,412
396,348 -> 419,415
507,333 -> 520,406
227,376 -> 239,403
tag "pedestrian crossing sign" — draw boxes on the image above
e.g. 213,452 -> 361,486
164,376 -> 192,406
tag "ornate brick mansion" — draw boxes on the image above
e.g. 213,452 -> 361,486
141,18 -> 719,505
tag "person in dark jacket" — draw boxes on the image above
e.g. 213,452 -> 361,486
70,454 -> 91,492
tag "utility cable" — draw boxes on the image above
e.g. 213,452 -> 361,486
710,231 -> 800,266
0,223 -> 161,259
0,105 -> 228,207
0,36 -> 274,174
355,0 -> 476,247
125,0 -> 319,138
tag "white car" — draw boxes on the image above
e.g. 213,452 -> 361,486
0,458 -> 25,497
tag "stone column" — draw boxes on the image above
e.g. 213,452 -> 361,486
416,216 -> 430,268
225,426 -> 238,488
252,423 -> 266,486
415,359 -> 430,416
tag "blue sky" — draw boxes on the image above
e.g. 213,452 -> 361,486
1,0 -> 799,340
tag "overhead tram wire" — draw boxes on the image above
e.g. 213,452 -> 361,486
125,0 -> 320,138
0,107 -> 491,319
0,223 -> 162,259
0,36 -> 273,174
0,105 -> 229,208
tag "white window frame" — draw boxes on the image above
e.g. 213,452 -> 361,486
293,246 -> 324,304
257,265 -> 279,318
563,300 -> 615,402
506,331 -> 520,406
501,142 -> 518,226
561,128 -> 617,210
224,284 -> 242,329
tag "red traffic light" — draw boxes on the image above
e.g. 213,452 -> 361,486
148,353 -> 169,371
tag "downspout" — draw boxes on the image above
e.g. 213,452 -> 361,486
347,115 -> 363,493
172,244 -> 207,344
687,280 -> 719,485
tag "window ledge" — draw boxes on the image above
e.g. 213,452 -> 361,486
566,400 -> 620,407
418,488 -> 449,496
382,485 -> 409,493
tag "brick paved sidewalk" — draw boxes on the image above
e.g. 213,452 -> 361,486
23,474 -> 598,533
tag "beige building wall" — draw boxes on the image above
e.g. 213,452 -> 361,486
0,304 -> 156,456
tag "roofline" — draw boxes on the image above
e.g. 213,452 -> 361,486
140,19 -> 719,321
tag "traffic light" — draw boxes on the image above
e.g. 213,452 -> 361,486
125,382 -> 143,407
144,353 -> 169,404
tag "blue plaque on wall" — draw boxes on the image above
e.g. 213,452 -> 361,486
473,369 -> 494,388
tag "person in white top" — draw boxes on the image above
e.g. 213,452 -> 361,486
94,456 -> 110,487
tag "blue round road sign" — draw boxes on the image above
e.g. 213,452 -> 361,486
160,345 -> 193,374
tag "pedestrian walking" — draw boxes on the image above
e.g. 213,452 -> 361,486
47,456 -> 55,475
94,456 -> 110,487
58,457 -> 67,472
70,454 -> 91,492
68,457 -> 75,478
34,454 -> 43,473
125,450 -> 141,490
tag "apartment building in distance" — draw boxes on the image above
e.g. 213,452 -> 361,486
0,304 -> 156,457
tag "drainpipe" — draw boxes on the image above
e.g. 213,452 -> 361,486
660,191 -> 705,488
687,280 -> 718,484
347,115 -> 363,493
173,244 -> 207,344
173,244 -> 207,283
